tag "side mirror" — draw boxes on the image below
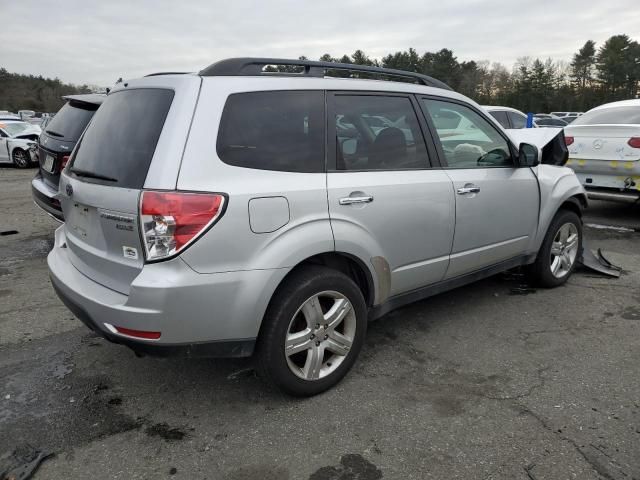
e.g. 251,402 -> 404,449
518,142 -> 539,167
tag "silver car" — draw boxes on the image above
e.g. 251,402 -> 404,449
48,58 -> 587,396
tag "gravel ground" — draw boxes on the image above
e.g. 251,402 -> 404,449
1,167 -> 639,480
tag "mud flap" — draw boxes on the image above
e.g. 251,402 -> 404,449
579,238 -> 622,277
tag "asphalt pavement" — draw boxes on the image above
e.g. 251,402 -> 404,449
1,168 -> 639,480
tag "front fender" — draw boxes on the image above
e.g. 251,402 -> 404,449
8,139 -> 35,155
532,165 -> 587,251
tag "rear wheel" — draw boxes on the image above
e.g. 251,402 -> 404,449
256,266 -> 367,396
528,209 -> 582,287
12,149 -> 30,168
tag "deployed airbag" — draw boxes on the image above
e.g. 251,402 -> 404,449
507,128 -> 569,166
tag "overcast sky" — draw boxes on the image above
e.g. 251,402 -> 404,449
1,0 -> 639,87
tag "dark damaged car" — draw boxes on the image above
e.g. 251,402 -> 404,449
32,94 -> 104,221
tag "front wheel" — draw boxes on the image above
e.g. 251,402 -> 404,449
255,266 -> 367,396
12,149 -> 30,168
527,209 -> 582,287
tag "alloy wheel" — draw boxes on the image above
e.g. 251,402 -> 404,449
13,150 -> 29,168
284,291 -> 356,381
549,222 -> 579,278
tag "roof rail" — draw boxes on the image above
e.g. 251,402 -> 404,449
198,58 -> 452,90
144,72 -> 189,77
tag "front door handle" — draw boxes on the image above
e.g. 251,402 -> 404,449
456,184 -> 480,195
339,195 -> 374,205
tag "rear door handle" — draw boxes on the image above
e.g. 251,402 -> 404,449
456,184 -> 480,195
339,195 -> 374,205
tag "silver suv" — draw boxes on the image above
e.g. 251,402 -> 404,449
48,58 -> 587,396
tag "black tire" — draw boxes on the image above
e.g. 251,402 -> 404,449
527,209 -> 582,288
255,265 -> 367,396
12,149 -> 30,169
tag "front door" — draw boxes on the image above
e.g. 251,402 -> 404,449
326,92 -> 455,300
0,131 -> 9,163
420,97 -> 539,278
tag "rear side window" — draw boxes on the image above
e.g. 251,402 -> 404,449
45,101 -> 98,142
489,110 -> 510,129
332,94 -> 429,171
70,89 -> 174,188
217,91 -> 324,173
508,112 -> 527,129
572,106 -> 640,125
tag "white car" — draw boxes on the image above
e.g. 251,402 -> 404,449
0,121 -> 39,168
484,106 -> 531,129
564,99 -> 640,202
551,111 -> 584,124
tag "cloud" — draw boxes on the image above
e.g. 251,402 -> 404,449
1,0 -> 638,86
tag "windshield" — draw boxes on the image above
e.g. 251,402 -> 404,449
45,101 -> 99,141
572,106 -> 640,126
0,122 -> 32,137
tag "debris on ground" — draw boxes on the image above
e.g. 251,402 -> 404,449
579,240 -> 622,278
0,446 -> 54,480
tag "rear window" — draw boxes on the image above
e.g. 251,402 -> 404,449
70,89 -> 174,188
572,106 -> 640,126
217,91 -> 324,173
45,101 -> 98,142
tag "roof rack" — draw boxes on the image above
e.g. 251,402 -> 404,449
198,58 -> 452,90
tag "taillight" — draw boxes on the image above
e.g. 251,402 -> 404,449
628,137 -> 640,148
565,136 -> 574,146
60,155 -> 70,171
140,191 -> 225,261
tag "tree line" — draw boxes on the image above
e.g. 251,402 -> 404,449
308,34 -> 639,113
0,68 -> 92,113
2,33 -> 638,114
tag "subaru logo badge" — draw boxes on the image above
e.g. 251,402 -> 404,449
66,184 -> 73,197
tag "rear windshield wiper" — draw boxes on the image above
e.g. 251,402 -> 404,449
45,129 -> 64,137
70,168 -> 118,182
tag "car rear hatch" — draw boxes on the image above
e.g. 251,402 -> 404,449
57,75 -> 202,295
566,124 -> 640,174
39,100 -> 101,189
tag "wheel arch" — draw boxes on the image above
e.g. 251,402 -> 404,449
282,252 -> 376,308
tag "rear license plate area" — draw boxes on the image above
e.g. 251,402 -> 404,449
43,154 -> 55,173
70,202 -> 90,238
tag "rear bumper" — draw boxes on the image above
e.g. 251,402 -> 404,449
48,226 -> 289,357
32,173 -> 64,221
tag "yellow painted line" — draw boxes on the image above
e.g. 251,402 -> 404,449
610,160 -> 618,168
624,161 -> 634,170
578,159 -> 586,166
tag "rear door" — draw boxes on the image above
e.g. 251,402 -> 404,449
58,76 -> 201,294
326,92 -> 455,298
420,97 -> 539,278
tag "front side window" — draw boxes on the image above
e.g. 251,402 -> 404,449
508,112 -> 527,129
217,91 -> 324,173
422,99 -> 513,168
332,95 -> 428,171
